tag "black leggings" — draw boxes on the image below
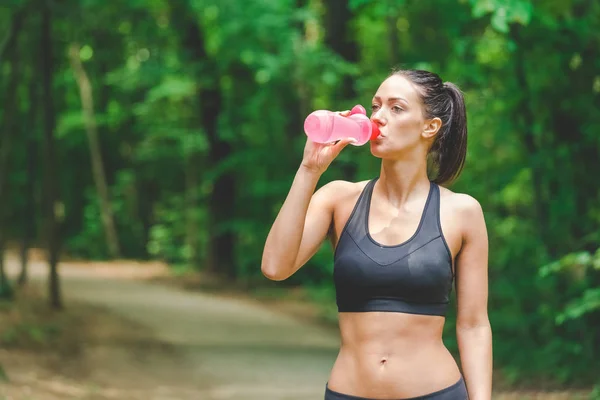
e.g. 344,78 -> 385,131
324,377 -> 468,400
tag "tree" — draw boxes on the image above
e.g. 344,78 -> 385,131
68,43 -> 121,259
171,2 -> 236,278
0,4 -> 27,300
40,0 -> 62,309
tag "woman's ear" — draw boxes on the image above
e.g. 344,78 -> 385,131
422,117 -> 442,139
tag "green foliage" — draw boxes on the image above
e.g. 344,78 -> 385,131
470,0 -> 533,32
0,280 -> 14,301
0,0 -> 598,389
540,249 -> 600,325
1,322 -> 61,348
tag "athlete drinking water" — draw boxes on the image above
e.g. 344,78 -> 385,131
262,69 -> 492,400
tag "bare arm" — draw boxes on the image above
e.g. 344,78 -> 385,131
455,196 -> 493,400
261,133 -> 356,281
261,166 -> 330,280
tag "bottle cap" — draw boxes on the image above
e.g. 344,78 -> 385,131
370,122 -> 380,140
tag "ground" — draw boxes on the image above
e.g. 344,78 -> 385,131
0,251 -> 594,400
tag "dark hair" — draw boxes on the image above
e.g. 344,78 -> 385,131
390,69 -> 468,186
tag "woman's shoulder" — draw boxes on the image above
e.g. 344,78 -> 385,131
317,179 -> 372,206
437,185 -> 484,218
320,179 -> 372,196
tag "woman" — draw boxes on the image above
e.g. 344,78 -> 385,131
261,69 -> 492,400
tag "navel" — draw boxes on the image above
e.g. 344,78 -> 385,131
379,355 -> 389,367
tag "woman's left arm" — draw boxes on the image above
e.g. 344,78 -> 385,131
454,196 -> 492,400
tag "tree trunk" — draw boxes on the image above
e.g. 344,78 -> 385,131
171,2 -> 236,278
19,79 -> 40,286
0,7 -> 26,299
68,43 -> 121,258
323,0 -> 358,101
206,144 -> 236,279
0,6 -> 26,66
387,13 -> 400,66
40,0 -> 62,309
294,0 -> 311,119
185,153 -> 201,267
200,67 -> 235,278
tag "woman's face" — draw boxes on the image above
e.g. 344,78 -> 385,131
369,75 -> 430,158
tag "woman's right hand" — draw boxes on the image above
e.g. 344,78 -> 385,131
300,110 -> 357,175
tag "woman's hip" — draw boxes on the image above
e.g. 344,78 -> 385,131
325,376 -> 468,400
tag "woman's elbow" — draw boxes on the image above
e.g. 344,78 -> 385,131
456,315 -> 491,332
261,260 -> 291,281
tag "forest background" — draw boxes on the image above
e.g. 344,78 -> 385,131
0,0 -> 599,392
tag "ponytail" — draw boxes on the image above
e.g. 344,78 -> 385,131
433,82 -> 467,186
390,69 -> 468,186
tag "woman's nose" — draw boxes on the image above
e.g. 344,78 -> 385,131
371,109 -> 386,125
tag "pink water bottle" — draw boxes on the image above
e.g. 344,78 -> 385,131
304,105 -> 380,146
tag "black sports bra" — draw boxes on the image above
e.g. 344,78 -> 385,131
333,178 -> 454,316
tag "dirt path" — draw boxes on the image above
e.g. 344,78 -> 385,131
3,255 -> 340,400
2,255 -> 591,400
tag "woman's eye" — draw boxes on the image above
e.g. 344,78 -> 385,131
392,106 -> 402,112
371,105 -> 380,111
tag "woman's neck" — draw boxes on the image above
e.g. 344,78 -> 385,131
377,157 -> 430,208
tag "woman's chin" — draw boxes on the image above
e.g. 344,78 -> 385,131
369,140 -> 385,157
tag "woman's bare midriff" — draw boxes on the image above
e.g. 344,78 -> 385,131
327,312 -> 461,399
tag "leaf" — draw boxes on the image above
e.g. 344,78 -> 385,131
349,0 -> 372,10
556,288 -> 600,325
491,9 -> 509,33
146,76 -> 197,102
56,112 -> 85,139
470,0 -> 533,29
509,0 -> 533,25
471,0 -> 495,18
539,260 -> 562,278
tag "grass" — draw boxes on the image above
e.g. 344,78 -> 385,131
0,286 -> 74,351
